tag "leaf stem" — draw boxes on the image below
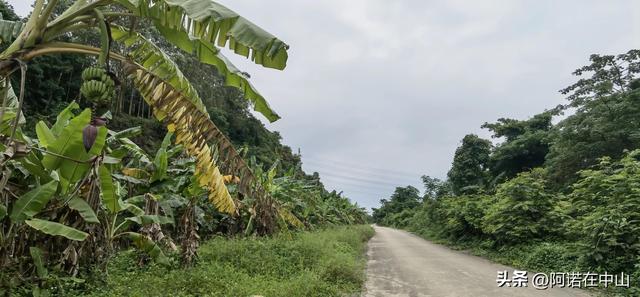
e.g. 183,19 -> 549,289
0,78 -> 10,127
7,60 -> 26,144
92,9 -> 110,67
21,42 -> 127,62
28,146 -> 92,164
38,0 -> 60,30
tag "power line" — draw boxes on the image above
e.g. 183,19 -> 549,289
298,165 -> 424,202
323,184 -> 389,199
309,171 -> 423,198
312,175 -> 391,192
338,189 -> 386,199
319,177 -> 392,193
314,171 -> 418,188
318,174 -> 417,191
307,175 -> 395,197
301,168 -> 415,193
302,159 -> 421,185
315,173 -> 398,188
302,155 -> 423,178
318,177 -> 416,198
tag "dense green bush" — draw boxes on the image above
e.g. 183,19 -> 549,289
372,186 -> 421,226
438,195 -> 491,241
380,152 -> 640,287
568,151 -> 640,273
522,242 -> 582,272
383,208 -> 416,228
482,169 -> 559,245
379,153 -> 640,284
406,202 -> 435,236
406,195 -> 489,242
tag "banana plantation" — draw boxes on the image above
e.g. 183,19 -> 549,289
0,0 -> 367,295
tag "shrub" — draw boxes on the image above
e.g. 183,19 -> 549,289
438,195 -> 492,241
482,169 -> 557,245
569,151 -> 640,273
405,194 -> 491,242
522,242 -> 582,272
383,208 -> 417,228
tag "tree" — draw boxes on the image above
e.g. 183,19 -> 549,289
0,0 -> 292,215
372,186 -> 421,226
421,175 -> 450,199
482,112 -> 552,184
546,50 -> 640,186
447,134 -> 492,195
0,0 -> 19,21
145,25 -> 303,174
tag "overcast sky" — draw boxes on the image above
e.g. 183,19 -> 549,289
8,1 -> 640,210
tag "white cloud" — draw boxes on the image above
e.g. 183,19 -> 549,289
7,0 -> 30,17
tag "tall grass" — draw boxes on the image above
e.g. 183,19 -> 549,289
80,225 -> 374,297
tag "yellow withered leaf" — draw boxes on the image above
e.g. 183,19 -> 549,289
223,175 -> 240,184
278,207 -> 304,228
122,58 -> 275,216
125,64 -> 236,214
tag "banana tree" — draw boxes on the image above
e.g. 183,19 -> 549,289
0,0 -> 289,217
238,158 -> 306,235
0,101 -> 178,289
118,130 -> 203,265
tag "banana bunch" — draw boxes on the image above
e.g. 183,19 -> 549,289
80,67 -> 115,104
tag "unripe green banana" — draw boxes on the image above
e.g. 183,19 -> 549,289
80,66 -> 116,104
81,67 -> 106,81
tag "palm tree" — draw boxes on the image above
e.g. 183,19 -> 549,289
0,0 -> 290,214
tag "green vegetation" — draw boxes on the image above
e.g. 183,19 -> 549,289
0,1 -> 368,295
373,50 -> 640,294
77,226 -> 374,297
4,0 -> 638,295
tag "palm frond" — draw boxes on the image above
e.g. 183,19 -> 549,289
111,26 -> 274,214
156,26 -> 280,122
123,62 -> 233,213
123,61 -> 271,215
115,0 -> 289,70
111,27 -> 207,113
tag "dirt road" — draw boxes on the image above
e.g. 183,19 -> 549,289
363,226 -> 592,297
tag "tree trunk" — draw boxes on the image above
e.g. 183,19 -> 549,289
180,201 -> 199,267
141,195 -> 177,253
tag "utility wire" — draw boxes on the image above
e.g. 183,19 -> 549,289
302,159 -> 421,185
316,171 -> 415,188
319,179 -> 392,195
334,186 -> 391,197
314,173 -> 398,188
317,175 -> 407,192
302,154 -> 423,178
